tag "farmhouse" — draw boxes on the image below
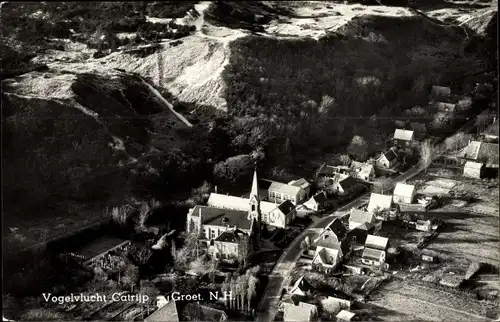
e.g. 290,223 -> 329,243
393,129 -> 414,147
376,149 -> 398,169
268,181 -> 307,205
351,161 -> 375,181
392,182 -> 416,204
312,237 -> 350,273
69,237 -> 132,270
361,235 -> 389,267
463,161 -> 485,179
283,301 -> 318,322
349,209 -> 376,231
330,174 -> 359,196
367,193 -> 393,213
302,191 -> 328,212
288,178 -> 312,199
211,229 -> 250,260
314,218 -> 347,244
145,299 -> 179,322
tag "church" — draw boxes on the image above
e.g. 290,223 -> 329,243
186,169 -> 297,255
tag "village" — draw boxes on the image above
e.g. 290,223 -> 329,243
8,82 -> 496,322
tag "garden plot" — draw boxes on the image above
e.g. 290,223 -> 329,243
418,178 -> 459,196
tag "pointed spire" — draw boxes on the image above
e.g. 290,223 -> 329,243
251,165 -> 259,200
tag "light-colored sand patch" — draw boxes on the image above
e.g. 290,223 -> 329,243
426,179 -> 459,189
419,185 -> 451,196
3,72 -> 77,99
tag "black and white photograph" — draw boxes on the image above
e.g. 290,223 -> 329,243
1,0 -> 498,321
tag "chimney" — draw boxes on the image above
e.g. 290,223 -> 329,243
493,116 -> 497,123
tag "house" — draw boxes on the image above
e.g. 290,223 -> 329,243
436,102 -> 456,113
312,237 -> 350,273
288,178 -> 312,199
302,191 -> 328,212
463,161 -> 485,179
393,129 -> 414,147
375,149 -> 398,169
351,162 -> 375,181
459,141 -> 499,167
181,303 -> 228,322
317,164 -> 350,178
268,181 -> 307,205
361,235 -> 389,267
211,229 -> 250,260
367,193 -> 393,213
392,182 -> 416,204
349,209 -> 376,231
481,119 -> 498,141
314,218 -> 347,244
289,276 -> 315,298
322,296 -> 351,310
74,238 -> 132,269
145,299 -> 179,322
330,174 -> 359,196
283,301 -> 318,322
346,223 -> 374,245
429,85 -> 451,100
336,310 -> 357,322
415,220 -> 432,232
186,206 -> 252,243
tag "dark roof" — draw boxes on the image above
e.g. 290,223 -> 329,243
145,300 -> 179,322
278,200 -> 295,215
182,303 -> 227,322
380,149 -> 398,162
326,218 -> 347,240
311,191 -> 328,205
214,229 -> 248,243
478,142 -> 499,165
339,176 -> 358,190
362,248 -> 384,261
192,206 -> 251,230
291,276 -> 315,295
290,178 -> 311,188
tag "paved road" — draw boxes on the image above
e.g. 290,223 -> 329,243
255,164 -> 425,322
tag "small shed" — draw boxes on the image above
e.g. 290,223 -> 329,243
415,220 -> 432,232
463,161 -> 485,179
422,254 -> 435,262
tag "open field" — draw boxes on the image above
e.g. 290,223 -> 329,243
369,278 -> 498,321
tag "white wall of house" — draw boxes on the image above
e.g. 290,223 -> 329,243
393,193 -> 415,204
376,156 -> 396,169
268,189 -> 306,205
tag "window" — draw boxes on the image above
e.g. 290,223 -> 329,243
291,198 -> 295,203
210,229 -> 215,239
251,205 -> 255,212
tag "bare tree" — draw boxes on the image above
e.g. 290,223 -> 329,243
246,270 -> 259,313
444,132 -> 471,152
339,154 -> 352,166
374,177 -> 392,195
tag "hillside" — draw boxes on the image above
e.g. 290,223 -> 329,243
1,0 -> 497,252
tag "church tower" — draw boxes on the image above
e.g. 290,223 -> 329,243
248,167 -> 261,247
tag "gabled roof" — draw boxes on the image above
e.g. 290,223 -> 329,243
214,229 -> 248,243
289,178 -> 311,189
190,206 -> 251,230
394,129 -> 414,141
145,299 -> 179,322
316,238 -> 349,256
377,149 -> 398,162
290,276 -> 315,295
269,181 -> 303,196
464,161 -> 484,169
207,193 -> 280,215
367,193 -> 393,213
277,200 -> 296,215
482,120 -> 499,137
393,182 -> 416,198
460,141 -> 499,165
365,234 -> 389,250
182,303 -> 227,322
336,310 -> 356,321
416,219 -> 431,225
349,209 -> 376,224
338,176 -> 358,191
326,218 -> 347,240
283,301 -> 317,322
349,222 -> 374,232
309,191 -> 327,205
362,247 -> 385,261
313,247 -> 339,265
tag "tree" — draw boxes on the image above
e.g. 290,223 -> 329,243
419,139 -> 435,174
121,263 -> 139,292
246,270 -> 259,313
443,132 -> 471,152
374,177 -> 392,195
347,135 -> 369,161
339,154 -> 352,166
213,154 -> 253,183
476,114 -> 490,135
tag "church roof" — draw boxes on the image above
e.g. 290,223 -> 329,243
190,205 -> 251,230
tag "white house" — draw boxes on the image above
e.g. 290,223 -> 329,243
348,209 -> 376,231
361,235 -> 389,267
302,191 -> 328,212
367,193 -> 393,213
288,178 -> 312,199
392,182 -> 416,204
314,218 -> 347,244
463,161 -> 485,179
268,181 -> 307,205
336,310 -> 356,322
393,129 -> 414,147
351,161 -> 375,181
415,220 -> 432,232
283,302 -> 317,322
330,174 -> 359,196
376,149 -> 398,169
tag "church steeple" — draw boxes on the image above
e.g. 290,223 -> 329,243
250,167 -> 259,201
248,165 -> 261,249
